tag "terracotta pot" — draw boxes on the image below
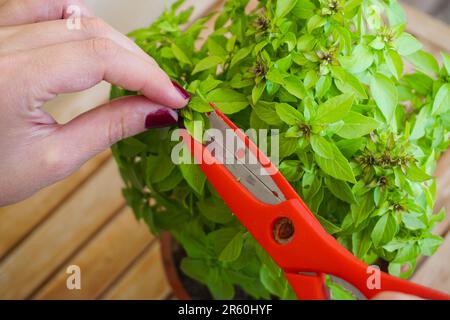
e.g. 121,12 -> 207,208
160,232 -> 192,300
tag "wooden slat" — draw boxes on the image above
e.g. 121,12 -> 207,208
0,151 -> 111,258
180,0 -> 223,21
101,242 -> 171,300
403,2 -> 450,54
434,150 -> 450,236
415,149 -> 450,269
0,159 -> 124,299
33,207 -> 154,300
412,231 -> 450,293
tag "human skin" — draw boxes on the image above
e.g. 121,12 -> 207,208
0,0 -> 190,206
372,292 -> 422,300
0,0 -> 427,301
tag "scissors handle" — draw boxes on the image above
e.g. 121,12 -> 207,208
179,130 -> 328,300
271,199 -> 450,300
179,107 -> 449,300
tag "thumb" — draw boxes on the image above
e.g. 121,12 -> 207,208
52,95 -> 179,170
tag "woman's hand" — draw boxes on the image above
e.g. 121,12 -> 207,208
372,292 -> 423,300
0,0 -> 190,206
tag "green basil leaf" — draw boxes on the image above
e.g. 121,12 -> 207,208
442,52 -> 450,75
189,96 -> 214,112
307,15 -> 326,33
325,177 -> 357,204
219,231 -> 245,262
395,33 -> 422,56
279,135 -> 299,158
275,103 -> 303,125
279,160 -> 302,182
252,101 -> 284,126
402,213 -> 426,230
405,162 -> 432,182
339,44 -> 373,73
208,274 -> 235,300
207,88 -> 249,114
171,43 -> 192,65
419,235 -> 443,256
198,197 -> 233,224
252,81 -> 266,104
179,162 -> 206,195
331,67 -> 368,99
406,50 -> 440,77
310,135 -> 334,159
207,38 -> 228,57
230,45 -> 254,68
387,0 -> 406,25
352,231 -> 372,259
385,49 -> 404,80
292,0 -> 315,19
410,106 -> 429,140
192,56 -> 224,74
371,213 -> 398,247
276,0 -> 298,19
260,265 -> 288,297
184,111 -> 204,142
297,34 -> 316,51
327,280 -> 357,300
315,93 -> 354,124
266,68 -> 285,85
314,143 -> 356,183
199,75 -> 223,93
284,76 -> 307,99
432,84 -> 450,115
370,73 -> 398,122
393,243 -> 420,263
316,215 -> 342,234
180,258 -> 211,285
383,239 -> 407,253
304,70 -> 318,89
315,76 -> 332,99
351,194 -> 374,226
335,111 -> 379,139
154,168 -> 183,192
146,154 -> 175,184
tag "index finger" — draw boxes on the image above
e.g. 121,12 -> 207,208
0,0 -> 91,26
8,38 -> 190,110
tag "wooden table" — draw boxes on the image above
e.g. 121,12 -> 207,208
0,1 -> 449,300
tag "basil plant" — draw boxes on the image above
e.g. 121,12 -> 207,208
110,0 -> 450,299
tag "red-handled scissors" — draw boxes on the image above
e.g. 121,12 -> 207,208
179,104 -> 450,300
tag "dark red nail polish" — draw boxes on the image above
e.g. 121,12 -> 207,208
145,109 -> 178,129
172,81 -> 190,100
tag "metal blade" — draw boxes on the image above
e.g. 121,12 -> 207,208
205,111 -> 369,300
298,272 -> 367,300
329,275 -> 367,300
206,111 -> 285,205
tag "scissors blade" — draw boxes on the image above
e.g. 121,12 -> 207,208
206,111 -> 285,205
203,109 -> 370,300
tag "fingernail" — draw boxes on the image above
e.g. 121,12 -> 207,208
172,81 -> 190,100
145,109 -> 178,129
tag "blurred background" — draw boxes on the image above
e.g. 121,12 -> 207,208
43,0 -> 450,125
405,0 -> 450,23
